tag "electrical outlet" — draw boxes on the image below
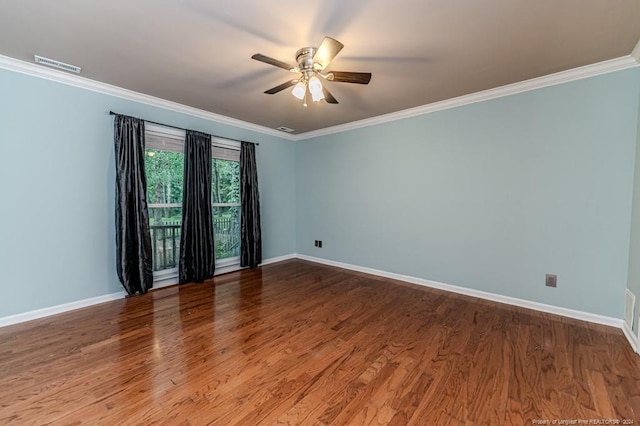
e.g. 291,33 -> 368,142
318,240 -> 322,248
545,274 -> 557,288
314,240 -> 318,247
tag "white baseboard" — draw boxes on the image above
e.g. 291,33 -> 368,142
260,253 -> 297,266
295,254 -> 625,329
622,322 -> 638,353
0,253 -> 298,328
0,252 -> 630,351
0,291 -> 126,328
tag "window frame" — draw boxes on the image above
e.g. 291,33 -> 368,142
211,137 -> 241,269
144,124 -> 242,287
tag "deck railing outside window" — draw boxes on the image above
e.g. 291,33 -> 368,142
150,216 -> 240,271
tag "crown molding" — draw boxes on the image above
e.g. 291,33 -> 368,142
2,52 -> 638,143
0,54 -> 297,141
294,55 -> 640,141
632,40 -> 640,64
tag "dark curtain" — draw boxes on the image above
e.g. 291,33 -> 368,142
179,130 -> 215,283
240,142 -> 262,268
113,115 -> 153,295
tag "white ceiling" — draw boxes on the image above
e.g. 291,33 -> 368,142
1,0 -> 640,134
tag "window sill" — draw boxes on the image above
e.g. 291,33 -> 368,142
152,261 -> 242,289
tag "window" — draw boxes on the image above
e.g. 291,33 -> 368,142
144,125 -> 241,283
144,125 -> 185,279
211,138 -> 241,268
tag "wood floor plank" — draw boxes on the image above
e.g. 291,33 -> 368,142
1,259 -> 639,424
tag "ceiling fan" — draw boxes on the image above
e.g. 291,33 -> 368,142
251,36 -> 372,106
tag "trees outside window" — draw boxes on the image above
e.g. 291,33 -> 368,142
212,158 -> 241,261
145,148 -> 184,272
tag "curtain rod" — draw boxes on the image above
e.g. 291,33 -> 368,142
109,111 -> 259,145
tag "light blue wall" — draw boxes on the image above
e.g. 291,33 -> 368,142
627,67 -> 640,331
296,69 -> 640,318
2,64 -> 639,321
0,68 -> 296,318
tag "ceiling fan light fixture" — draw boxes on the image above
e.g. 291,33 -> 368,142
308,76 -> 324,102
291,81 -> 306,100
311,88 -> 325,102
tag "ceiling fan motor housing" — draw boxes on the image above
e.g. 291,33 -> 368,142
296,47 -> 318,78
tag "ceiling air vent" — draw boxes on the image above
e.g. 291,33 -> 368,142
34,55 -> 81,74
276,126 -> 295,133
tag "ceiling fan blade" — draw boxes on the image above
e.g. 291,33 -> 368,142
322,86 -> 338,104
251,54 -> 296,71
327,71 -> 372,84
264,80 -> 297,94
312,37 -> 344,70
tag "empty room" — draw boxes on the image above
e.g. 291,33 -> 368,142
2,1 -> 640,424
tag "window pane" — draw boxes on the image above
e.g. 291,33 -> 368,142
148,207 -> 182,271
145,148 -> 241,269
212,157 -> 240,262
212,158 -> 240,204
145,150 -> 184,204
145,149 -> 184,272
214,206 -> 240,259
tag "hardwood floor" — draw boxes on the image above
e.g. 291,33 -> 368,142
1,259 -> 639,425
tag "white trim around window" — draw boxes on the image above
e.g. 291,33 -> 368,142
212,203 -> 240,207
148,203 -> 182,208
152,257 -> 242,289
